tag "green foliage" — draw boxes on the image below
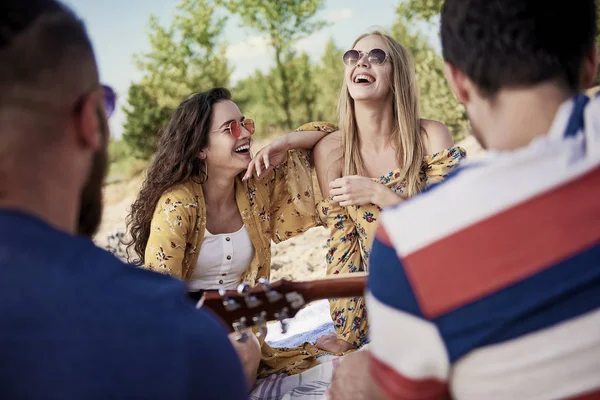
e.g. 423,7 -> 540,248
108,139 -> 130,165
221,0 -> 326,129
312,38 -> 344,122
122,83 -> 173,159
107,139 -> 147,180
392,3 -> 468,139
233,52 -> 314,135
233,39 -> 344,135
135,0 -> 232,108
396,0 -> 444,22
219,0 -> 325,51
122,0 -> 232,160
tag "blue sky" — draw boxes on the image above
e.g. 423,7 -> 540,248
63,0 -> 438,138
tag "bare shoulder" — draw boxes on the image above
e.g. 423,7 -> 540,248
313,130 -> 344,194
314,130 -> 343,169
420,119 -> 454,155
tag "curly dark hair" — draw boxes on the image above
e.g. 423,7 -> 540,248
440,0 -> 597,96
125,87 -> 232,265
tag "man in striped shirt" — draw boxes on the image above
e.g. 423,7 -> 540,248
327,0 -> 600,399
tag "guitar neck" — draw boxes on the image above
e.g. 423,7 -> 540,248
195,274 -> 368,334
292,273 -> 367,303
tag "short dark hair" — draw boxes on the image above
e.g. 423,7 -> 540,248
441,0 -> 597,96
0,0 -> 96,111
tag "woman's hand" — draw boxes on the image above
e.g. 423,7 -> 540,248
329,176 -> 379,206
243,136 -> 290,181
329,176 -> 403,208
315,333 -> 356,353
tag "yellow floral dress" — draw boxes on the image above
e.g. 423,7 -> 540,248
317,145 -> 467,347
142,122 -> 337,378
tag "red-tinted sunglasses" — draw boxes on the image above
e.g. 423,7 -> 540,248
217,119 -> 255,138
342,48 -> 389,66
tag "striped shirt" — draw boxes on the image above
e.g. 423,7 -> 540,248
367,93 -> 600,400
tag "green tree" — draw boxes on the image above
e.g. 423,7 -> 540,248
221,0 -> 326,129
313,38 -> 344,123
233,52 -> 316,135
396,0 -> 443,22
233,69 -> 283,136
392,11 -> 468,139
122,83 -> 173,159
135,0 -> 232,108
123,0 -> 232,158
289,52 -> 318,123
233,39 -> 342,133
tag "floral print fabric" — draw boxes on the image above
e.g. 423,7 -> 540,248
142,122 -> 339,378
317,145 -> 467,347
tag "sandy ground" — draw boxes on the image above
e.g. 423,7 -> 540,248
94,135 -> 484,282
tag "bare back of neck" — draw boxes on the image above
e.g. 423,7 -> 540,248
482,84 -> 573,151
0,167 -> 79,234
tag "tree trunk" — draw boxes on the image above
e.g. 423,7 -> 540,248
275,47 -> 293,129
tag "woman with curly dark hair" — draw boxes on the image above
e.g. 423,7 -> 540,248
125,87 -> 336,388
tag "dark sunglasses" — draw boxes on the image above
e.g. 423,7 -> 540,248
102,84 -> 116,119
342,48 -> 389,67
217,119 -> 255,138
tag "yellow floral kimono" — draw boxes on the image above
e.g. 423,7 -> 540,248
317,145 -> 468,348
143,122 -> 337,378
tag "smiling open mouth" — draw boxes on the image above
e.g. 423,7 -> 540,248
354,74 -> 375,84
234,144 -> 250,154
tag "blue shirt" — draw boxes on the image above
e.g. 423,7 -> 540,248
0,210 -> 247,399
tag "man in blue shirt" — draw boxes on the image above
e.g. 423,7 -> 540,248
0,1 -> 248,399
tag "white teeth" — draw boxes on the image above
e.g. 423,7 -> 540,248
234,144 -> 250,152
354,74 -> 375,83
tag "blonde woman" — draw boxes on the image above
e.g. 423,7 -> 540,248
311,31 -> 467,353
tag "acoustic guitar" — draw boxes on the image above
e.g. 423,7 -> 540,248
188,274 -> 367,342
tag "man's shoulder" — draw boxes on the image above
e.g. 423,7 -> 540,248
82,244 -> 232,341
83,243 -> 188,302
378,153 -> 600,319
383,142 -> 600,252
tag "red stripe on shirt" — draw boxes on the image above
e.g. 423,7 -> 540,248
569,387 -> 600,400
370,353 -> 448,400
403,165 -> 600,319
376,225 -> 392,246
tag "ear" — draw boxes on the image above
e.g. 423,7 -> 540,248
581,45 -> 599,89
444,62 -> 471,105
198,150 -> 207,160
75,93 -> 103,151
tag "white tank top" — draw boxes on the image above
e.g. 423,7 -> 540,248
188,225 -> 255,291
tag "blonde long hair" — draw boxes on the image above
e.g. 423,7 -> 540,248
338,31 -> 426,197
